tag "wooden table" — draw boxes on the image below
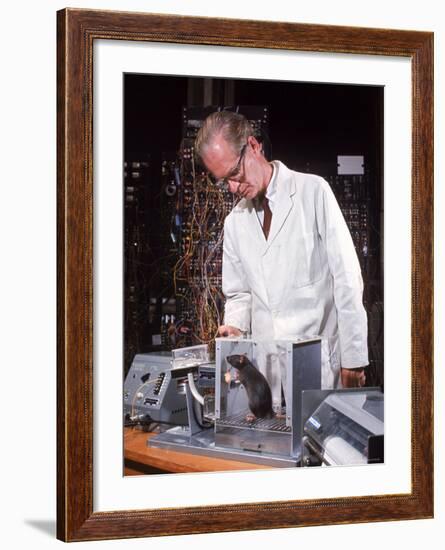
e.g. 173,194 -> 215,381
124,427 -> 271,475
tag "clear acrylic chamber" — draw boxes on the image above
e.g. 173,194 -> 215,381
214,337 -> 322,462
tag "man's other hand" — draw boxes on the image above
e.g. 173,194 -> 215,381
341,367 -> 366,388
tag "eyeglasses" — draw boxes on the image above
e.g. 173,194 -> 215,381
210,142 -> 248,187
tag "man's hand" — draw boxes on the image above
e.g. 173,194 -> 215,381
217,325 -> 242,337
341,367 -> 366,388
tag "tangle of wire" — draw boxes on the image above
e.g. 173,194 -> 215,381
173,147 -> 239,349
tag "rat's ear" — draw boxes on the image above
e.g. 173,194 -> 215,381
240,355 -> 247,364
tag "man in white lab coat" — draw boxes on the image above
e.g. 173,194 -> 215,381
195,111 -> 368,392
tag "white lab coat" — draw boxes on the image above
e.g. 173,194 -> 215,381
222,161 -> 368,389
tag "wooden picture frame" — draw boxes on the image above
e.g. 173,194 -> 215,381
57,8 -> 434,542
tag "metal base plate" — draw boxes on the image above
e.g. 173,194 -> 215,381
149,426 -> 300,468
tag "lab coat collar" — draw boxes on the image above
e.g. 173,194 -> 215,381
258,161 -> 296,254
238,162 -> 296,309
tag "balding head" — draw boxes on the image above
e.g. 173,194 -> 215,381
195,111 -> 253,161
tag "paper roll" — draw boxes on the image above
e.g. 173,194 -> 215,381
323,436 -> 367,465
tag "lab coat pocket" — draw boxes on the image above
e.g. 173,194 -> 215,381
291,231 -> 323,289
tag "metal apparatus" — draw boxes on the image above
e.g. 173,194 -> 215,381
301,389 -> 384,466
123,346 -> 215,428
133,337 -> 323,467
211,336 -> 322,465
124,339 -> 384,468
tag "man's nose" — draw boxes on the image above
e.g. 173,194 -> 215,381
227,180 -> 240,194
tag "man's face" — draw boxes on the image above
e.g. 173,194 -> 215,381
201,134 -> 266,200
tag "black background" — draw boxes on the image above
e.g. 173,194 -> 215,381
124,74 -> 383,178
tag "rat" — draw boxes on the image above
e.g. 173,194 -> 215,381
226,354 -> 275,419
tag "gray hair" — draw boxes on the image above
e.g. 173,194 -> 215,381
194,111 -> 253,160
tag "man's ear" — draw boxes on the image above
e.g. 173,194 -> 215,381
247,135 -> 262,157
